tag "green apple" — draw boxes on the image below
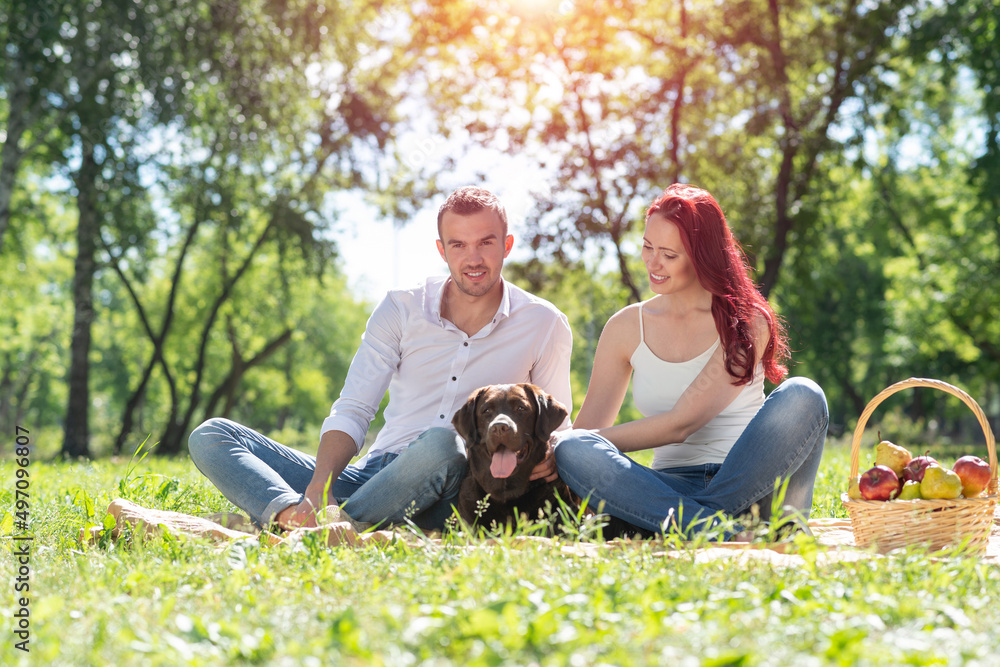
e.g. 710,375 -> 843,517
897,480 -> 922,500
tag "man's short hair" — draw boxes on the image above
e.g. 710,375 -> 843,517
436,186 -> 508,238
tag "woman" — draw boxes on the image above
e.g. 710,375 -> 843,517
553,184 -> 828,537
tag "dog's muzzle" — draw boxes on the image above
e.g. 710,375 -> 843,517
487,414 -> 523,479
487,414 -> 517,442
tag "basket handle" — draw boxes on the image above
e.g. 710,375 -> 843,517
848,377 -> 998,495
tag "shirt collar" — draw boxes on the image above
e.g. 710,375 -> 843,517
425,275 -> 511,330
424,275 -> 448,325
495,277 -> 512,321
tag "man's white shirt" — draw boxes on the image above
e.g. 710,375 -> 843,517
321,275 -> 573,461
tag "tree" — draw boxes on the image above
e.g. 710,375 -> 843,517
782,0 -> 1000,427
0,0 -> 80,252
100,0 -> 424,454
1,0 -> 428,456
0,174 -> 72,444
408,0 -> 918,302
4,0 -> 211,456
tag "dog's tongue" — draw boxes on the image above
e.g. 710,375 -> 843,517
490,449 -> 518,479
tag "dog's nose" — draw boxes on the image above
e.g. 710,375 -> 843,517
488,414 -> 517,436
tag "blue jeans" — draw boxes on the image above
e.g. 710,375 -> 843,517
188,419 -> 468,530
554,377 -> 828,537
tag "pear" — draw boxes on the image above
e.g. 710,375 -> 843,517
897,480 -> 923,500
875,439 -> 912,477
920,465 -> 963,500
847,474 -> 864,500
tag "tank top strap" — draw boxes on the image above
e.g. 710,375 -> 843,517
637,302 -> 645,344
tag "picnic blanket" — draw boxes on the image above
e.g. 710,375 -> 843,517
85,498 -> 1000,565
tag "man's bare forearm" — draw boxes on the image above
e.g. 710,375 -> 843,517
305,430 -> 358,504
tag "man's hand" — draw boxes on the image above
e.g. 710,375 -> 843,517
529,439 -> 560,482
274,497 -> 321,529
275,430 -> 356,530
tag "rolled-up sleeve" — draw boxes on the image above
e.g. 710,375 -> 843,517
321,294 -> 403,453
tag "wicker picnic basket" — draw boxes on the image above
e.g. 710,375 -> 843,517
841,377 -> 998,553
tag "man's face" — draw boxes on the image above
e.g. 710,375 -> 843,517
436,209 -> 513,298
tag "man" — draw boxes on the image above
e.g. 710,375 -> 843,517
189,186 -> 573,531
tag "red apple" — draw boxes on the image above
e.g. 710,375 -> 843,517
859,464 -> 902,501
952,455 -> 991,497
902,455 -> 939,483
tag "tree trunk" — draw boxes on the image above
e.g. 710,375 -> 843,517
756,0 -> 797,299
159,418 -> 188,458
758,148 -> 795,299
157,218 -> 275,455
668,0 -> 688,185
276,344 -> 294,430
0,335 -> 53,448
0,361 -> 13,442
114,353 -> 161,456
611,232 -> 643,304
110,218 -> 202,455
0,67 -> 30,253
62,138 -> 100,458
202,327 -> 294,419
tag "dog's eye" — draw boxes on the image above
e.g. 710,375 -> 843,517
514,404 -> 527,413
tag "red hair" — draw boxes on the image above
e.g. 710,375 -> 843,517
646,184 -> 789,385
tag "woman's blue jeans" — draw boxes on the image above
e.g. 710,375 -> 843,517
188,419 -> 468,530
554,377 -> 829,537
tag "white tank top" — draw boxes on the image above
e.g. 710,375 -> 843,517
630,303 -> 765,469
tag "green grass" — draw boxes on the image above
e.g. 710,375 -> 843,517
3,438 -> 1000,665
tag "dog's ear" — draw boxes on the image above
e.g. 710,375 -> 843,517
452,387 -> 486,445
524,383 -> 569,441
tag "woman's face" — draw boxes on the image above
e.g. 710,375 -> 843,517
641,213 -> 700,296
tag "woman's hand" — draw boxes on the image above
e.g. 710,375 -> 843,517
529,437 -> 561,482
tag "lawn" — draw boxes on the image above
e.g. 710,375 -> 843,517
2,436 -> 1000,666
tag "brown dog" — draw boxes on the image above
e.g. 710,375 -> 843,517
452,383 -> 573,530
